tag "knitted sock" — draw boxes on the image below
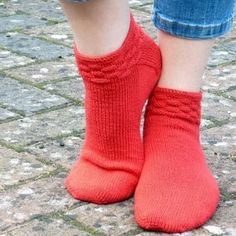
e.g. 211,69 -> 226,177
135,87 -> 219,232
65,15 -> 162,204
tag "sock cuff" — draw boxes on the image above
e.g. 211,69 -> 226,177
154,87 -> 202,99
147,87 -> 202,124
73,14 -> 143,82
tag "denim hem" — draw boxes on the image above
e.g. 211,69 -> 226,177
152,12 -> 234,40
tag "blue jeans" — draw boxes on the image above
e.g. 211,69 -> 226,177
63,0 -> 236,39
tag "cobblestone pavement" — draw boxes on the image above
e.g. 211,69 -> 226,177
0,0 -> 235,235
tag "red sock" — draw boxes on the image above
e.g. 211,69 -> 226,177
65,15 -> 161,204
135,87 -> 220,232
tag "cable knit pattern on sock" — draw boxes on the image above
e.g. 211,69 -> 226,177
148,89 -> 201,124
135,87 -> 220,233
65,15 -> 162,204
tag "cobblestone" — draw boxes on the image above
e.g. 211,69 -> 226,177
4,0 -> 66,22
0,32 -> 71,60
67,200 -> 136,235
0,146 -> 54,190
42,78 -> 84,102
0,0 -> 235,235
203,65 -> 236,93
5,59 -> 78,85
202,123 -> 236,156
0,218 -> 92,236
0,173 -> 77,231
202,93 -> 236,122
0,106 -> 85,148
221,39 -> 236,55
0,49 -> 34,70
0,76 -> 69,115
208,47 -> 236,67
0,14 -> 47,33
24,22 -> 74,47
26,136 -> 83,169
0,108 -> 19,122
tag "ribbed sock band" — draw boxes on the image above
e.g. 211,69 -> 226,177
65,15 -> 162,204
135,87 -> 219,232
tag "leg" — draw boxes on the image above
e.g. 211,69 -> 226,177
59,0 -> 130,56
135,0 -> 235,232
60,0 -> 162,203
157,31 -> 214,92
154,0 -> 235,92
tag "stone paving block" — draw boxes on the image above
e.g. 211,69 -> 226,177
201,118 -> 215,129
226,88 -> 236,99
24,22 -> 73,47
208,47 -> 236,67
203,65 -> 236,93
0,108 -> 19,122
131,9 -> 151,23
0,14 -> 47,33
0,32 -> 72,60
4,0 -> 66,22
0,146 -> 54,190
0,49 -> 34,70
26,136 -> 83,169
202,122 -> 236,156
43,78 -> 84,102
0,76 -> 69,115
0,4 -> 16,17
0,218 -> 92,236
134,3 -> 153,13
0,106 -> 85,147
205,149 -> 236,201
205,201 -> 236,236
129,0 -> 153,7
130,0 -> 153,12
67,200 -> 136,235
202,93 -> 236,122
221,39 -> 236,55
0,173 -> 77,231
5,59 -> 78,85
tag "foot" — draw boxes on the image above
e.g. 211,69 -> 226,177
65,15 -> 162,204
135,87 -> 219,232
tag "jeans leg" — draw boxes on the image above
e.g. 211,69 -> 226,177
152,0 -> 236,39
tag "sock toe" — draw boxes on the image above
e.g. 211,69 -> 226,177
135,182 -> 220,233
65,159 -> 138,204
